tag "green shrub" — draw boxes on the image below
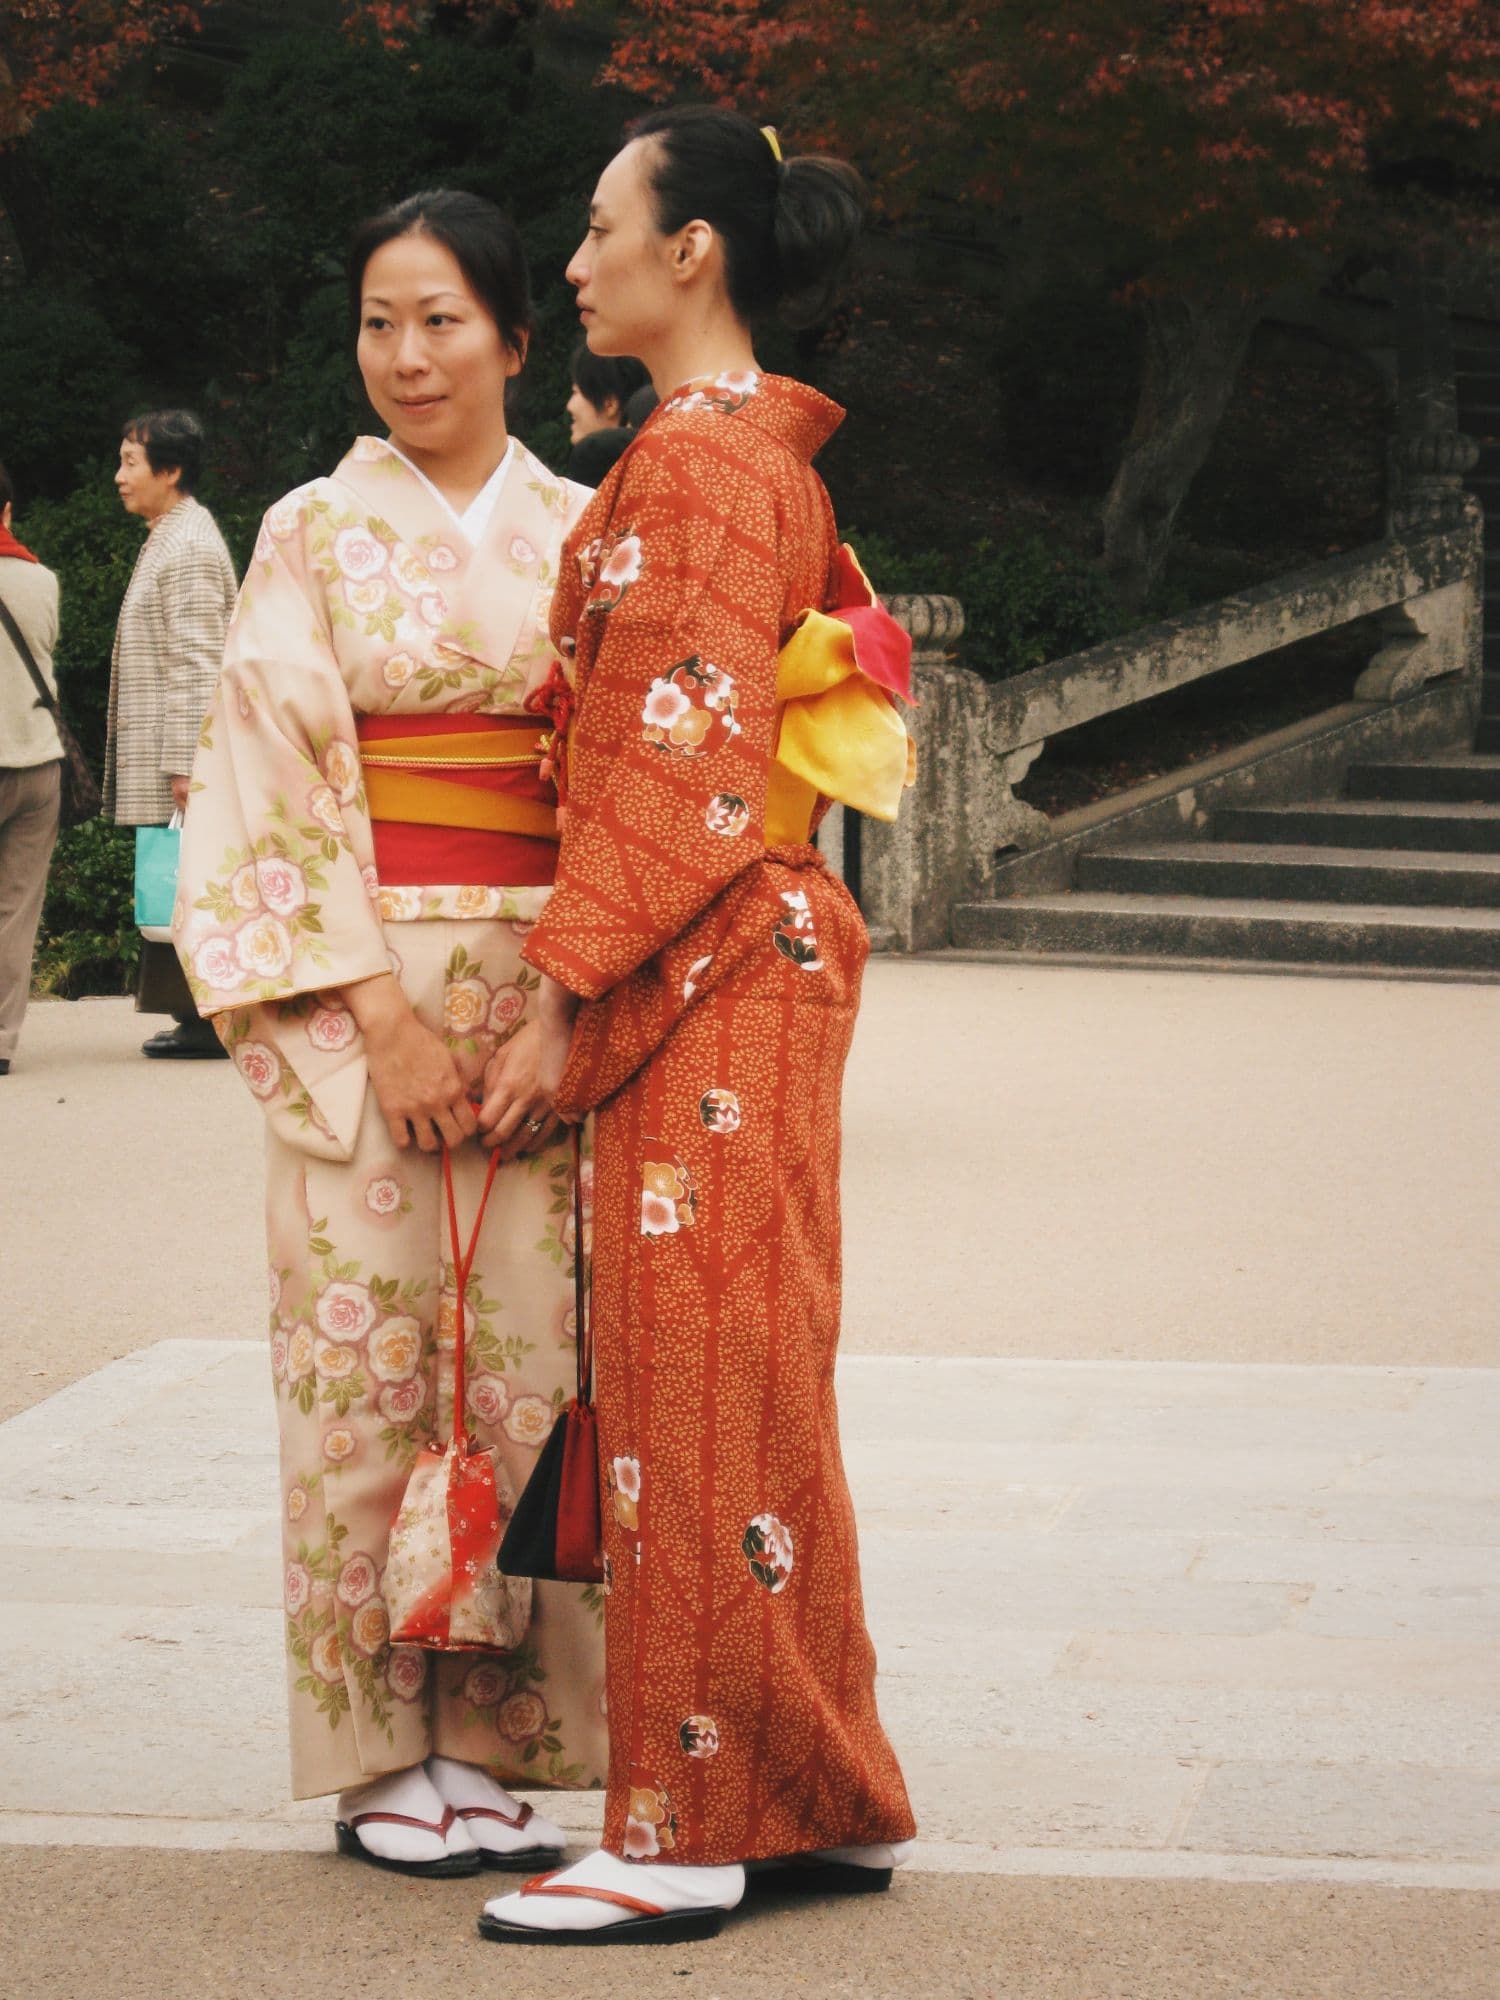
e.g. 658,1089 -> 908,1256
0,294 -> 138,501
846,525 -> 1117,681
22,475 -> 146,768
33,819 -> 139,999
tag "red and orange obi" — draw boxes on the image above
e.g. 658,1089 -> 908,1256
356,714 -> 559,889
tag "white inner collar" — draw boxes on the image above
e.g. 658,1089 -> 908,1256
386,438 -> 515,544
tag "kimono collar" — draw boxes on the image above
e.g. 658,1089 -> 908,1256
650,370 -> 844,463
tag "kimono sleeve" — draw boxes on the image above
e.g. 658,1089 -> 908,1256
523,431 -> 785,999
173,494 -> 391,1157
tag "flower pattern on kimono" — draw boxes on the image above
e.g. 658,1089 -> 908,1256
682,954 -> 713,1002
609,1454 -> 641,1532
640,656 -> 736,757
321,738 -> 361,804
314,1338 -> 358,1381
485,981 -> 526,1037
704,792 -> 751,837
309,1626 -> 345,1685
444,977 -> 490,1037
497,1691 -> 547,1742
663,369 -> 760,417
335,1551 -> 379,1608
641,1150 -> 696,1238
378,1377 -> 425,1425
367,1316 -> 423,1383
623,1779 -> 677,1860
270,1327 -> 289,1380
254,857 -> 308,918
332,525 -> 387,582
235,914 -> 294,981
699,1088 -> 741,1135
584,530 -> 643,614
344,575 -> 390,616
286,1324 -> 314,1381
467,1374 -> 509,1426
678,1715 -> 720,1761
379,885 -> 424,923
315,1280 -> 378,1342
382,649 -> 417,689
503,1394 -> 554,1448
386,1645 -> 427,1702
306,1005 -> 356,1053
364,1173 -> 405,1217
743,1511 -> 795,1594
286,1483 -> 309,1523
230,862 -> 260,911
192,934 -> 241,990
285,1561 -> 313,1616
463,1661 -> 507,1709
348,1598 -> 390,1657
307,785 -> 346,835
322,1425 -> 358,1464
235,1039 -> 281,1100
772,887 -> 824,971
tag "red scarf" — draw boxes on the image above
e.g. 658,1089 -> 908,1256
0,524 -> 38,564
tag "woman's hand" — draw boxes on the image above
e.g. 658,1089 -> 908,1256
535,974 -> 581,1116
476,1020 -> 564,1159
343,972 -> 477,1153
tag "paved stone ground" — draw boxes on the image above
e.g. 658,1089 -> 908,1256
2,967 -> 1497,1996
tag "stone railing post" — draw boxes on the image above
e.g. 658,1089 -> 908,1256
857,594 -> 1039,953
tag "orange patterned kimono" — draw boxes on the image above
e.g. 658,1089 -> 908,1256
523,371 -> 916,1867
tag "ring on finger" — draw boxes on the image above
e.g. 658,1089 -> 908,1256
525,1117 -> 545,1134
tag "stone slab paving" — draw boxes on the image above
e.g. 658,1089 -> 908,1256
2,1341 -> 1495,1887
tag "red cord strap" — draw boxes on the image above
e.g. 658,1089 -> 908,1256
442,1142 -> 502,1448
572,1124 -> 592,1411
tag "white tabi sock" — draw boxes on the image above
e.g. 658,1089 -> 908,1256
337,1763 -> 477,1866
807,1839 -> 914,1868
424,1754 -> 566,1858
481,1849 -> 746,1934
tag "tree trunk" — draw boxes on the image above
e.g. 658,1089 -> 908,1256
0,138 -> 55,280
1102,291 -> 1262,611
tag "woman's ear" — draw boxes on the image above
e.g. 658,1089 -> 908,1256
672,219 -> 715,284
506,334 -> 530,379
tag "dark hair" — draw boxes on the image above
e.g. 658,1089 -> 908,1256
348,188 -> 534,357
570,342 -> 650,421
630,105 -> 866,328
0,459 -> 12,513
121,410 -> 205,494
623,383 -> 659,430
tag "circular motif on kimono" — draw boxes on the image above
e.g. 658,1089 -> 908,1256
678,1715 -> 720,1760
640,656 -> 736,758
699,1088 -> 742,1135
704,792 -> 751,837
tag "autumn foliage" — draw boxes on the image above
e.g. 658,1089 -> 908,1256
0,0 -> 200,142
595,0 -> 1500,284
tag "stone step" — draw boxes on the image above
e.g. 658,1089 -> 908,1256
1077,841 -> 1500,908
1213,799 -> 1500,851
952,892 -> 1500,970
1346,754 -> 1500,803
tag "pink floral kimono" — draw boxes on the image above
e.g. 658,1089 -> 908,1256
174,436 -> 608,1800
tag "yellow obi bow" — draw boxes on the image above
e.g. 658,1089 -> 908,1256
764,544 -> 917,845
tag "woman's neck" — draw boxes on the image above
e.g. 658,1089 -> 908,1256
643,313 -> 758,403
391,425 -> 511,512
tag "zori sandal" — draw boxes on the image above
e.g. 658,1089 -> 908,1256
335,1806 -> 482,1878
456,1800 -> 567,1872
478,1869 -> 727,1945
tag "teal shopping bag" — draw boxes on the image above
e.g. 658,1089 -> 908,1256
133,819 -> 182,929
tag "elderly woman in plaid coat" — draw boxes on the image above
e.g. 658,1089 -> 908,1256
106,410 -> 237,1059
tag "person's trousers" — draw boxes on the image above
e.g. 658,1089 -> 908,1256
0,760 -> 61,1061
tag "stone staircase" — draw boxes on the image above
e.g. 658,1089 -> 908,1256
953,318 -> 1500,975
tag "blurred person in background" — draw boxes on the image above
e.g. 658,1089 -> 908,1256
565,342 -> 649,486
0,459 -> 62,1077
108,408 -> 237,1059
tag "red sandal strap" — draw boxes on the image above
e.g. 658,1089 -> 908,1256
455,1801 -> 535,1831
518,1871 -> 663,1919
347,1805 -> 457,1836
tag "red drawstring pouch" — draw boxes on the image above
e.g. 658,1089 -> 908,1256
386,1145 -> 534,1650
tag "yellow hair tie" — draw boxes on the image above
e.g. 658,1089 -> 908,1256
761,125 -> 783,165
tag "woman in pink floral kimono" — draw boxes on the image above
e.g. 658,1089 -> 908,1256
174,192 -> 607,1876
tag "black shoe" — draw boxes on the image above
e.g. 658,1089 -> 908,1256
0,1059 -> 10,1076
141,1025 -> 227,1060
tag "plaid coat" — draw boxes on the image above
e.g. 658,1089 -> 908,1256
104,496 -> 237,825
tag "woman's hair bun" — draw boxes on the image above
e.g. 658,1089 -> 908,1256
632,105 -> 867,328
773,152 -> 868,328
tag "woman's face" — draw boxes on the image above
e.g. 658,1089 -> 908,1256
356,231 -> 521,464
566,140 -> 681,365
565,382 -> 619,444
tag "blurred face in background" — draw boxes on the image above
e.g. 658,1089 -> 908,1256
356,231 -> 521,472
114,438 -> 182,521
566,380 -> 622,444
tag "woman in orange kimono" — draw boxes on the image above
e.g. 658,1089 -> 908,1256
480,108 -> 916,1946
175,193 -> 608,1878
